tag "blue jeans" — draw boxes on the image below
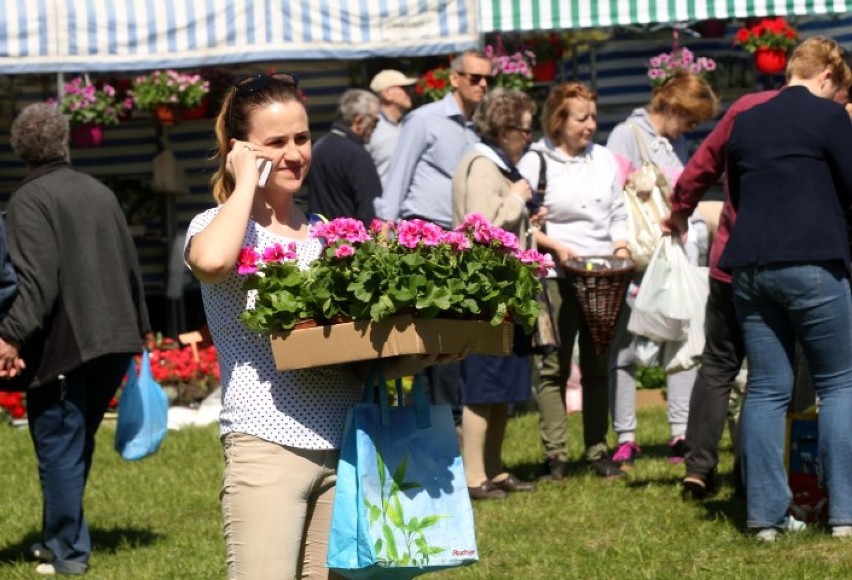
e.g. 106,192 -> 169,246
732,262 -> 852,529
26,353 -> 132,574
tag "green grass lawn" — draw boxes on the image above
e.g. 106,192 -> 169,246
1,405 -> 851,579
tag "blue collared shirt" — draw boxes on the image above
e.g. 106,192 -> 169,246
374,93 -> 479,228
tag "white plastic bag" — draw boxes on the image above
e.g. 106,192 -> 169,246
628,237 -> 709,373
628,238 -> 691,342
660,268 -> 709,373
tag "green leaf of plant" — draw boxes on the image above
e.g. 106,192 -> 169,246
382,525 -> 399,561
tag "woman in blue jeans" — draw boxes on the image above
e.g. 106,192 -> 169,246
720,37 -> 852,541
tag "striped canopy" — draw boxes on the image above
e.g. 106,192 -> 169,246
481,0 -> 852,32
0,0 -> 478,73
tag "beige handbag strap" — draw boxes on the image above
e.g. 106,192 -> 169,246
627,123 -> 655,165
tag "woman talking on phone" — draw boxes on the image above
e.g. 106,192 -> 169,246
186,73 -> 452,579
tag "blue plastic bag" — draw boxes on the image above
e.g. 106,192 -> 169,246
327,370 -> 479,578
115,350 -> 169,461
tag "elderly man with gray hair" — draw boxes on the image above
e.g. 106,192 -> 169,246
307,88 -> 382,223
0,103 -> 149,576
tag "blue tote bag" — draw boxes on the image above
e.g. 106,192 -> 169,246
115,350 -> 169,461
327,371 -> 479,578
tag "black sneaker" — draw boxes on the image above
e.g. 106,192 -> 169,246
540,455 -> 569,481
682,473 -> 716,500
588,456 -> 626,479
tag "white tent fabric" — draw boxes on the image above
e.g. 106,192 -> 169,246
481,0 -> 852,32
0,0 -> 479,73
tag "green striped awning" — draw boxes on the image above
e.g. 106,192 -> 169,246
480,0 -> 852,32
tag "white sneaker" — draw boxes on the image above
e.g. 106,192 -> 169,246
35,563 -> 56,575
833,525 -> 852,538
756,515 -> 806,542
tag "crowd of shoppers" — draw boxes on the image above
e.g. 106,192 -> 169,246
7,31 -> 852,579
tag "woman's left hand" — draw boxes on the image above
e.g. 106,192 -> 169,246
530,206 -> 548,227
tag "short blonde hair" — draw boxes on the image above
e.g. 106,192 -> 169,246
541,82 -> 597,144
787,36 -> 852,90
650,71 -> 719,124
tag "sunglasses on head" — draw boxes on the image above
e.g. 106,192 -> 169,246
233,72 -> 299,94
229,73 -> 300,135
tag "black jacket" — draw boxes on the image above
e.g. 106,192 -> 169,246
0,162 -> 150,388
720,86 -> 852,272
307,122 -> 381,224
0,215 -> 17,317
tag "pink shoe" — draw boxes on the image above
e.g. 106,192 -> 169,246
612,441 -> 641,466
669,436 -> 686,464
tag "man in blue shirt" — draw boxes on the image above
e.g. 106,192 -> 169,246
374,50 -> 492,229
374,50 -> 492,427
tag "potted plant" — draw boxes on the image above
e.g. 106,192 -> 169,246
647,47 -> 717,88
415,66 -> 452,102
520,32 -> 565,81
485,35 -> 535,92
239,214 -> 553,369
0,391 -> 26,423
133,334 -> 221,407
130,70 -> 210,125
54,76 -> 133,148
734,17 -> 799,74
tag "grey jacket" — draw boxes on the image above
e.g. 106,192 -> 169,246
0,162 -> 150,388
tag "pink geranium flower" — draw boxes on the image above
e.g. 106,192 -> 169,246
262,242 -> 297,262
441,230 -> 471,252
237,247 -> 261,275
335,244 -> 355,258
313,218 -> 371,245
516,248 -> 555,278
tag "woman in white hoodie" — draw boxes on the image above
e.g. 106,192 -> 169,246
517,82 -> 630,480
605,72 -> 718,466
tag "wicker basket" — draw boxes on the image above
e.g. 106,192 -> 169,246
564,256 -> 636,355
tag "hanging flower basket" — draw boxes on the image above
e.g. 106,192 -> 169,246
70,123 -> 105,148
152,103 -> 183,126
753,47 -> 788,75
532,60 -> 558,82
181,96 -> 210,120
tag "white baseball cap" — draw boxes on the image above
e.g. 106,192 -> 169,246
369,69 -> 418,93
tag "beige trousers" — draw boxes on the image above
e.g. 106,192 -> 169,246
221,432 -> 343,580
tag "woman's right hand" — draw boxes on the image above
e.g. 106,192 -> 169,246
553,243 -> 578,266
226,140 -> 261,189
509,179 -> 532,202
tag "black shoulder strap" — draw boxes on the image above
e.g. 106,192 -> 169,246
533,150 -> 547,198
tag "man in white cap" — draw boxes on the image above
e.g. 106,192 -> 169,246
366,69 -> 417,184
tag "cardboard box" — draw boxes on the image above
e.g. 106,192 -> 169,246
269,315 -> 513,371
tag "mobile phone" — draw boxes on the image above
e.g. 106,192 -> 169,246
256,158 -> 272,188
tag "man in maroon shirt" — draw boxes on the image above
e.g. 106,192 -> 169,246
664,90 -> 778,499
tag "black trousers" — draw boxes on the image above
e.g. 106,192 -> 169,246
684,278 -> 745,479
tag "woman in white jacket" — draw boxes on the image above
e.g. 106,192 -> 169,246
518,82 -> 630,479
